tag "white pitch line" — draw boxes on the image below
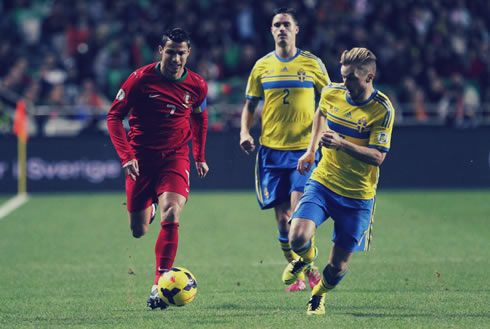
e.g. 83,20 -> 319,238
0,193 -> 29,219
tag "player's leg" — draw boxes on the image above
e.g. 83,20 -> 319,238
275,201 -> 306,291
128,208 -> 151,238
290,184 -> 321,289
324,243 -> 351,288
275,201 -> 293,261
125,168 -> 155,238
288,192 -> 322,291
148,152 -> 190,310
315,194 -> 374,292
125,163 -> 169,310
282,180 -> 329,285
154,191 -> 186,283
282,217 -> 317,283
153,151 -> 191,282
148,192 -> 187,310
307,190 -> 375,315
255,147 -> 306,290
307,244 -> 352,315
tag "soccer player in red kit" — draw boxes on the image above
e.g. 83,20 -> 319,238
107,28 -> 209,310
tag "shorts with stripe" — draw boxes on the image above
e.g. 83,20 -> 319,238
292,179 -> 376,252
255,145 -> 318,209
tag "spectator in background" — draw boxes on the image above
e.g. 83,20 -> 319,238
397,77 -> 417,122
0,0 -> 489,134
75,78 -> 110,122
426,70 -> 450,121
446,73 -> 465,126
38,54 -> 67,104
0,58 -> 31,95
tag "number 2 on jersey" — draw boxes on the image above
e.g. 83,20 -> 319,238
282,88 -> 290,105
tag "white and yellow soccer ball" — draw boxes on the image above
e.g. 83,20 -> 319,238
158,267 -> 197,306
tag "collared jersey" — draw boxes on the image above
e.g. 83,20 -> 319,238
245,49 -> 330,150
311,83 -> 395,199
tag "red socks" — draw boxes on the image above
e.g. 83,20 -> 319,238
154,222 -> 179,285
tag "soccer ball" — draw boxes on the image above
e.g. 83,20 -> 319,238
158,267 -> 197,307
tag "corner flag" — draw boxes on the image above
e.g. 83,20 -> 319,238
13,99 -> 28,143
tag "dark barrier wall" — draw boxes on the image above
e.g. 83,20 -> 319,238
1,127 -> 489,193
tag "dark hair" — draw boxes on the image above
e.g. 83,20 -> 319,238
272,7 -> 298,24
160,28 -> 191,47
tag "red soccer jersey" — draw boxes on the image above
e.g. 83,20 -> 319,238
107,62 -> 208,164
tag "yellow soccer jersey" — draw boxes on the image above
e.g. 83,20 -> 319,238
311,83 -> 395,199
245,49 -> 330,150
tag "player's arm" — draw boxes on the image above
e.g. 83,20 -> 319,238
191,79 -> 210,179
107,76 -> 139,180
190,108 -> 209,179
297,108 -> 326,175
239,97 -> 259,155
321,132 -> 387,166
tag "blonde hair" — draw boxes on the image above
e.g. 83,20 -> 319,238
340,47 -> 377,75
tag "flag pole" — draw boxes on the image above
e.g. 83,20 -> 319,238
13,99 -> 28,196
17,137 -> 26,195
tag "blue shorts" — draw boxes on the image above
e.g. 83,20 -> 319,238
292,180 -> 375,252
255,145 -> 319,209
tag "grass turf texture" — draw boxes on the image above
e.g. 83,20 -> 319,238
0,190 -> 488,329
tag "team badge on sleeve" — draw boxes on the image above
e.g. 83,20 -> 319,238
377,132 -> 388,144
116,89 -> 125,101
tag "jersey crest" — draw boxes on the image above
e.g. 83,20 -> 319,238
311,85 -> 395,199
245,49 -> 331,150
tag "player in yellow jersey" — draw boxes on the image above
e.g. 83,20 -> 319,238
240,7 -> 330,292
281,47 -> 395,314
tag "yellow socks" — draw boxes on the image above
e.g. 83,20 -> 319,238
295,235 -> 317,263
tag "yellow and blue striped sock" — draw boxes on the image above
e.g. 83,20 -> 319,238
278,229 -> 305,280
313,264 -> 347,296
294,235 -> 317,264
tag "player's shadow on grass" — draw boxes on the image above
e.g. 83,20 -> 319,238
345,312 -> 490,319
204,303 -> 284,311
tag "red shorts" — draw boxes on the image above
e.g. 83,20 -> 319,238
125,145 -> 190,212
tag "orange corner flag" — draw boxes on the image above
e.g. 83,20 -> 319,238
13,99 -> 28,143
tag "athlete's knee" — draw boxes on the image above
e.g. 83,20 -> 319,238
131,224 -> 147,238
289,219 -> 315,250
161,203 -> 182,223
289,229 -> 309,250
129,213 -> 148,238
327,263 -> 346,275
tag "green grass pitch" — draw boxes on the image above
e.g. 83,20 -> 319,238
0,190 -> 489,328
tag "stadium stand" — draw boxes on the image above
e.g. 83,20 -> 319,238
0,0 -> 489,136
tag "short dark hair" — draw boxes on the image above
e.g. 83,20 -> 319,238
272,7 -> 298,24
160,28 -> 191,47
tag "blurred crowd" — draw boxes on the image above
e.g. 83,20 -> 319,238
0,0 -> 489,136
